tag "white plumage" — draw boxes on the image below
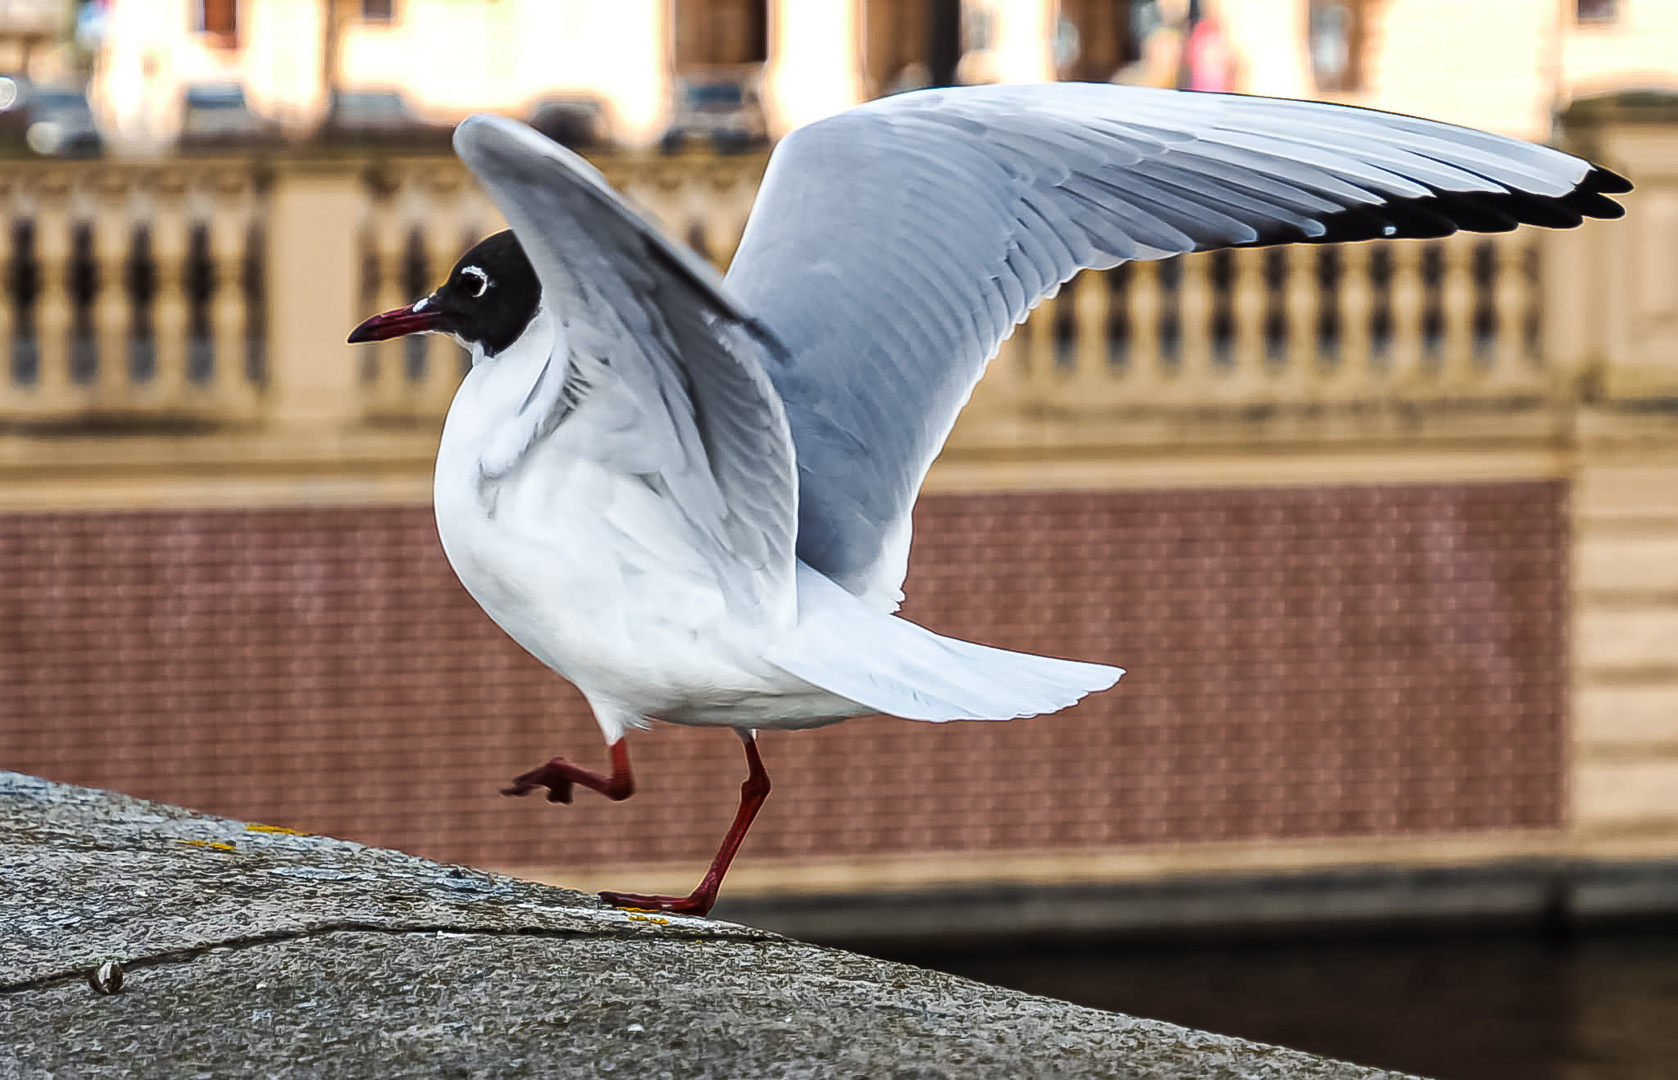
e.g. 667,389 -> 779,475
350,84 -> 1627,913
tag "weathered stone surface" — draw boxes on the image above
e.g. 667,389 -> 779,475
1,773 -> 1416,1078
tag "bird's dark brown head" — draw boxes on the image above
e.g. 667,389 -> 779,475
347,230 -> 540,358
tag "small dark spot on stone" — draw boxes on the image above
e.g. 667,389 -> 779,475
892,980 -> 907,990
89,959 -> 124,995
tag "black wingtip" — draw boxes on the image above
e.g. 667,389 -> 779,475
1582,165 -> 1634,195
1249,162 -> 1628,248
1562,188 -> 1627,220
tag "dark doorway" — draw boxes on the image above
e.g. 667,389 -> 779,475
673,0 -> 769,67
1058,0 -> 1142,82
926,0 -> 963,88
864,0 -> 964,96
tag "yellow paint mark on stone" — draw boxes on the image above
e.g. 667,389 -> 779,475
624,914 -> 671,925
245,824 -> 309,836
178,839 -> 236,851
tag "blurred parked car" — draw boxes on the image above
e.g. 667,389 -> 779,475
0,75 -> 27,149
317,90 -> 452,150
527,96 -> 612,151
0,78 -> 102,158
26,86 -> 103,157
660,70 -> 768,154
178,83 -> 282,152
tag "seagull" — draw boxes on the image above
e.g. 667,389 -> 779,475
348,84 -> 1628,915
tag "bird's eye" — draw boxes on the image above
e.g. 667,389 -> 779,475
460,266 -> 490,299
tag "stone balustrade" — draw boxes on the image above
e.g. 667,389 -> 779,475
0,152 -> 765,431
0,160 -> 267,425
0,148 -> 1628,433
995,230 -> 1554,412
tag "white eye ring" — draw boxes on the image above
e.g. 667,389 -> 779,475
461,265 -> 490,298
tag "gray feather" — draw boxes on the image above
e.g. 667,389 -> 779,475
724,83 -> 1621,610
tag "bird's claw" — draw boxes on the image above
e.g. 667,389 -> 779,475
502,758 -> 576,803
599,889 -> 714,917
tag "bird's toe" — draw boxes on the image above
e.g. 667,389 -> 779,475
502,757 -> 576,802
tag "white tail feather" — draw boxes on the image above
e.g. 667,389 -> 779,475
767,565 -> 1123,722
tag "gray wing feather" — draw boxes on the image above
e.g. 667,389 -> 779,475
725,83 -> 1627,610
454,115 -> 798,614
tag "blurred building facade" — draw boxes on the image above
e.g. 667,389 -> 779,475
1,4 -> 1677,931
52,0 -> 1678,152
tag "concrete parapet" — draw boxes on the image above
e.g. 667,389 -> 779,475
0,772 -> 1407,1079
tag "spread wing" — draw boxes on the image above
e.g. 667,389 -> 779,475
454,115 -> 798,616
724,84 -> 1630,610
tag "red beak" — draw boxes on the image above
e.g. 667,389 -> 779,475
347,302 -> 446,343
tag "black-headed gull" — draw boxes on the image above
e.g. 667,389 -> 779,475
348,84 -> 1628,915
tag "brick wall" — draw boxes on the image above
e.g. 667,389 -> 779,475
0,482 -> 1567,871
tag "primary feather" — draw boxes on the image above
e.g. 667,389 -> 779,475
724,84 -> 1627,613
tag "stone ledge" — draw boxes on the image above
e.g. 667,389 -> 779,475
0,772 -> 1409,1079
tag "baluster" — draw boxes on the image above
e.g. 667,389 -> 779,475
1314,247 -> 1342,366
150,173 -> 190,398
1050,276 -> 1079,375
1335,242 -> 1373,400
1073,268 -> 1114,401
1387,241 -> 1424,388
91,175 -> 132,403
1025,291 -> 1058,397
1229,247 -> 1265,397
1126,260 -> 1163,403
1104,265 -> 1132,374
33,177 -> 71,408
209,172 -> 254,408
242,205 -> 269,392
1492,230 -> 1534,390
0,184 -> 14,399
1282,246 -> 1316,399
1521,234 -> 1546,371
393,174 -> 432,399
366,185 -> 409,413
1439,236 -> 1475,392
1178,252 -> 1213,401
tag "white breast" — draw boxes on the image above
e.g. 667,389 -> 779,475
429,311 -> 842,731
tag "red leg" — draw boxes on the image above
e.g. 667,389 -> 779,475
502,740 -> 634,804
600,731 -> 769,917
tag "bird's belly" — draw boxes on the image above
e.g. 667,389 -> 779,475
432,452 -> 804,718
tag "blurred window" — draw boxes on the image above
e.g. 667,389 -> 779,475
864,0 -> 963,96
195,0 -> 238,49
1057,0 -> 1142,83
33,90 -> 87,112
673,0 -> 768,67
334,91 -> 409,121
1307,0 -> 1366,92
361,0 -> 395,20
184,84 -> 248,108
1576,0 -> 1617,23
